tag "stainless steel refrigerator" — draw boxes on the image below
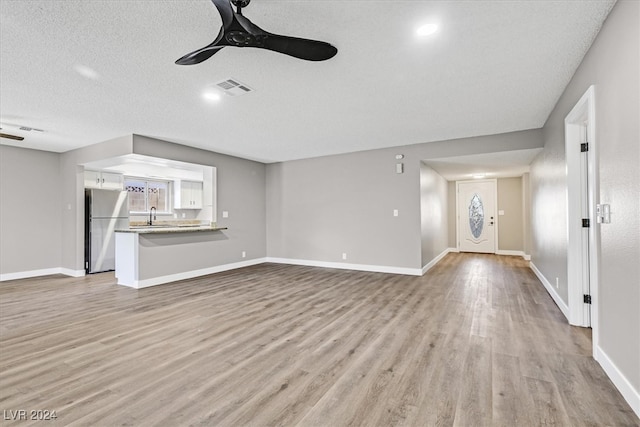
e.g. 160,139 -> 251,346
84,189 -> 129,273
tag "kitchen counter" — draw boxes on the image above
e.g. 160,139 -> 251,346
116,226 -> 227,234
114,226 -> 232,288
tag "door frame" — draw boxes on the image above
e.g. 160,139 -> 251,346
456,179 -> 498,254
565,85 -> 599,354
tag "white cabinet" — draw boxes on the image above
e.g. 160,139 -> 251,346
174,180 -> 203,209
84,170 -> 101,188
84,170 -> 124,190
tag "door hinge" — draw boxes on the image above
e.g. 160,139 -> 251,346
583,294 -> 592,304
581,143 -> 589,152
582,218 -> 590,228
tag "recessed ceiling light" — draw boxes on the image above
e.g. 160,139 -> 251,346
202,91 -> 222,103
416,23 -> 439,37
74,64 -> 100,80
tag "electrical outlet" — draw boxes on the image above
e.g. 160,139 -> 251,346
242,251 -> 246,258
342,253 -> 347,260
181,213 -> 186,218
222,211 -> 229,218
555,277 -> 559,288
393,209 -> 399,217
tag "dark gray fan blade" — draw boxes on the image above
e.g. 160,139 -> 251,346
211,0 -> 234,29
175,27 -> 227,65
262,35 -> 337,61
175,45 -> 225,65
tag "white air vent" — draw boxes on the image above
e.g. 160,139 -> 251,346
215,78 -> 253,97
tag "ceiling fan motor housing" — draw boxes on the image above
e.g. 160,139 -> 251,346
231,0 -> 251,8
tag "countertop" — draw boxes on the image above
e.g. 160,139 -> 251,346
115,226 -> 227,234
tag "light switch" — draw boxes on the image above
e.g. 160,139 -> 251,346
498,210 -> 505,216
393,209 -> 399,217
597,204 -> 611,224
222,211 -> 229,218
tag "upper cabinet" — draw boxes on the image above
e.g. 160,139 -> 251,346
174,180 -> 203,209
84,170 -> 124,190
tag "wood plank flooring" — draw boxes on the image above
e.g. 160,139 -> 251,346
0,253 -> 637,426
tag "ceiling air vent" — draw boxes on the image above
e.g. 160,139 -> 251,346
215,78 -> 253,97
18,126 -> 44,132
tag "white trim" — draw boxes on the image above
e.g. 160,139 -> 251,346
596,345 -> 640,418
496,250 -> 530,261
1,267 -> 85,281
530,262 -> 569,321
564,86 -> 599,346
421,248 -> 454,275
120,258 -> 268,289
266,257 -> 422,276
60,268 -> 86,278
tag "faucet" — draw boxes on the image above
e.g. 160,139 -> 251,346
148,206 -> 157,225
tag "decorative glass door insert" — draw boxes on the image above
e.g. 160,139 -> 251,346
468,193 -> 484,239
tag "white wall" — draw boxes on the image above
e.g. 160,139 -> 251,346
0,146 -> 62,277
531,0 -> 639,407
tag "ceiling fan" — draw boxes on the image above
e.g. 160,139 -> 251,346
175,0 -> 338,65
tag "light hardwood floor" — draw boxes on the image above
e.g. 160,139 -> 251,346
0,253 -> 637,426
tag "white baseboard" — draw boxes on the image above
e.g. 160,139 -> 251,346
1,267 -> 85,281
422,248 -> 455,275
265,257 -> 422,276
496,250 -> 530,261
122,258 -> 268,289
60,268 -> 86,278
529,262 -> 569,321
596,345 -> 640,418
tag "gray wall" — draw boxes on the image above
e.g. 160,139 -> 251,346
447,181 -> 457,248
531,0 -> 639,393
420,163 -> 449,268
0,146 -> 62,275
266,148 -> 422,269
133,136 -> 267,265
497,177 -> 523,252
266,129 -> 543,271
522,173 -> 531,256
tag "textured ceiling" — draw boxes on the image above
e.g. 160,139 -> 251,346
0,0 -> 615,163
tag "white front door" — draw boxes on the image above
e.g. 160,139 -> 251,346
457,180 -> 497,253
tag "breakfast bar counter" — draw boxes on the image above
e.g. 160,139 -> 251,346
114,226 -> 229,288
116,225 -> 227,234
